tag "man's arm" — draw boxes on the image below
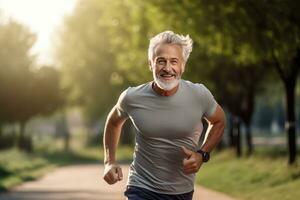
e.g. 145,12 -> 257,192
182,104 -> 225,175
103,105 -> 128,184
201,104 -> 226,152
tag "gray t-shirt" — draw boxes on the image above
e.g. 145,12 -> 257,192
116,79 -> 217,194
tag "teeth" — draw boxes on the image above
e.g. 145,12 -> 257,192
161,74 -> 173,77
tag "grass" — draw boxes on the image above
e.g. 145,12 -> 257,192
39,145 -> 134,165
196,148 -> 300,200
0,145 -> 134,192
0,149 -> 53,191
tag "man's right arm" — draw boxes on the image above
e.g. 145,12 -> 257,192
103,105 -> 128,184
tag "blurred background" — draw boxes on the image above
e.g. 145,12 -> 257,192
0,0 -> 299,199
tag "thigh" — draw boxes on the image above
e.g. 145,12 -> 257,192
124,186 -> 194,200
124,187 -> 143,200
174,190 -> 194,200
124,186 -> 158,200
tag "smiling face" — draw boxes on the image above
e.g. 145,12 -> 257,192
149,43 -> 185,91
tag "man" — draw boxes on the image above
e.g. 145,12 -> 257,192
103,31 -> 225,200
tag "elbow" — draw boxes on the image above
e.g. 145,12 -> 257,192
216,120 -> 225,133
215,115 -> 226,137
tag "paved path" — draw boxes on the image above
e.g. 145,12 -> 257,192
0,164 -> 236,200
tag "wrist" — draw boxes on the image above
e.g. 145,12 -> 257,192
104,159 -> 116,165
196,149 -> 210,162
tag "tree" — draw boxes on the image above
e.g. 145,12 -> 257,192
56,0 -> 125,122
241,0 -> 300,164
0,19 -> 36,150
0,19 -> 64,151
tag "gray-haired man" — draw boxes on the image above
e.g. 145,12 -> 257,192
103,31 -> 225,200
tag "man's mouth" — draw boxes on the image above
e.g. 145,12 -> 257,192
160,74 -> 176,79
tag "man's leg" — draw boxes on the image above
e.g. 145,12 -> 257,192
124,186 -> 154,200
124,186 -> 193,200
175,190 -> 194,200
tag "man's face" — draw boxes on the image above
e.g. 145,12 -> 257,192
150,43 -> 185,91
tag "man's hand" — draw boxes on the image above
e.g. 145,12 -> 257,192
182,146 -> 203,175
103,163 -> 123,184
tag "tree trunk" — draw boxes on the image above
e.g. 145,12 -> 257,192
271,49 -> 299,165
62,113 -> 70,152
64,130 -> 70,152
18,121 -> 25,150
244,84 -> 255,156
233,116 -> 242,157
18,121 -> 32,152
54,109 -> 71,152
0,122 -> 2,138
228,114 -> 235,147
0,122 -> 3,149
236,119 -> 242,157
245,123 -> 253,156
284,79 -> 297,165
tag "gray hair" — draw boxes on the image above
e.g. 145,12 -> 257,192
148,30 -> 193,62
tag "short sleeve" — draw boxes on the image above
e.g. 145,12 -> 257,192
115,88 -> 130,119
198,84 -> 217,117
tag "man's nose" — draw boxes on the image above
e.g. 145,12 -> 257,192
164,61 -> 172,71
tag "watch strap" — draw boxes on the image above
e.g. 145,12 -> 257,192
196,149 -> 210,162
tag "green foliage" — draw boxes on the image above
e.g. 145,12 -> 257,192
57,0 -> 123,120
197,149 -> 300,200
0,19 -> 36,123
0,149 -> 51,191
30,66 -> 64,116
147,0 -> 299,89
0,20 -> 63,123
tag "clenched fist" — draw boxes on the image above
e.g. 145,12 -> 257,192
103,163 -> 123,184
182,146 -> 203,175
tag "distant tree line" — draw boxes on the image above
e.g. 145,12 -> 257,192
0,19 -> 64,151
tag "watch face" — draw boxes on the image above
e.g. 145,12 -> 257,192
197,150 -> 210,162
203,152 -> 210,162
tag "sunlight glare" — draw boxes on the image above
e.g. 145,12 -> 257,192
0,0 -> 78,65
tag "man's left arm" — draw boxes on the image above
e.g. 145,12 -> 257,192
182,104 -> 225,175
200,104 -> 226,152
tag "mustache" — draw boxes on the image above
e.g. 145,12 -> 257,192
159,70 -> 177,76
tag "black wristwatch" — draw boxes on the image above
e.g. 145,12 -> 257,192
196,149 -> 210,162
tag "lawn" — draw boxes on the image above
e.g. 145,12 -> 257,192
0,149 -> 52,191
196,149 -> 300,200
0,145 -> 134,191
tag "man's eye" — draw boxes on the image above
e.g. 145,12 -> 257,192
171,61 -> 178,65
158,60 -> 166,64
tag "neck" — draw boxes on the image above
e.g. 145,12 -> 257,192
152,82 -> 179,96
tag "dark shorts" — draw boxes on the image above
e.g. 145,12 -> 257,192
124,186 -> 194,200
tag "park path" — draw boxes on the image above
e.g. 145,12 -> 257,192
0,164 -> 236,200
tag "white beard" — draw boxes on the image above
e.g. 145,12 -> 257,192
153,73 -> 181,91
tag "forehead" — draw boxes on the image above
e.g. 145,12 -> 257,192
154,43 -> 183,60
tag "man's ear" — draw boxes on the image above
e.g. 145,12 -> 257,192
148,60 -> 153,71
